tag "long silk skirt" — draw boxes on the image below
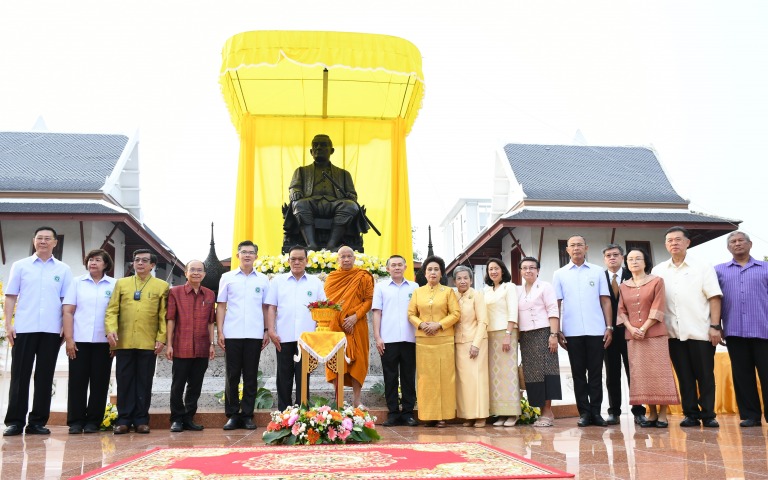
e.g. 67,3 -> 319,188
488,330 -> 521,415
627,335 -> 680,405
455,338 -> 490,419
416,336 -> 456,421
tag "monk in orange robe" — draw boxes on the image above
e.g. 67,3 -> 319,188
324,246 -> 374,406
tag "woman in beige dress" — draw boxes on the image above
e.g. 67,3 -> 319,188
408,256 -> 460,428
453,266 -> 490,428
483,258 -> 521,426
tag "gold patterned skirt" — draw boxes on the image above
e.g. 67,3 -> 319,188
416,336 -> 456,421
627,335 -> 680,405
488,330 -> 521,415
455,339 -> 490,419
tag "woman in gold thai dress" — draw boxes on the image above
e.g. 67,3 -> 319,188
408,256 -> 460,427
483,258 -> 521,426
452,266 -> 490,428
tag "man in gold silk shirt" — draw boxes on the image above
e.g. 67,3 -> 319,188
105,249 -> 169,434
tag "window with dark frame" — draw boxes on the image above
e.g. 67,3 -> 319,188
625,240 -> 653,266
558,240 -> 570,267
52,235 -> 65,261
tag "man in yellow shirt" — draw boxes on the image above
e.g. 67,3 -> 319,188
105,249 -> 169,434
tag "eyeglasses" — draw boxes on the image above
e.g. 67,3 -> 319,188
134,258 -> 152,264
239,250 -> 257,256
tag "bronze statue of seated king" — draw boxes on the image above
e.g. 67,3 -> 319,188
281,134 -> 371,253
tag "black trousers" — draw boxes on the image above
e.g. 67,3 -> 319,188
115,349 -> 157,426
726,336 -> 768,422
668,338 -> 716,419
224,338 -> 262,420
276,342 -> 310,411
380,341 -> 416,419
67,342 -> 113,427
4,332 -> 61,427
170,356 -> 209,423
566,335 -> 605,416
604,326 -> 646,417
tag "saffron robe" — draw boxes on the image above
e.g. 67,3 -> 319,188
324,267 -> 374,387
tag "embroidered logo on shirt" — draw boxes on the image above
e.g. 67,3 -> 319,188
54,275 -> 60,282
255,287 -> 261,293
589,281 -> 595,286
105,290 -> 112,297
307,291 -> 313,296
408,293 -> 412,299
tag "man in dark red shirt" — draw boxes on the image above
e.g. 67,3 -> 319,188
165,260 -> 216,432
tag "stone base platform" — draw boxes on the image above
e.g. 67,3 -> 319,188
47,404 -> 579,429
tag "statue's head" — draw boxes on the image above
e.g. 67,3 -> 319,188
310,134 -> 334,162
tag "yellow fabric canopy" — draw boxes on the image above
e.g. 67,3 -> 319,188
220,31 -> 425,275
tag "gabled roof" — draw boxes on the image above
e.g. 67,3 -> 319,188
502,144 -> 687,204
502,208 -> 739,225
0,132 -> 128,192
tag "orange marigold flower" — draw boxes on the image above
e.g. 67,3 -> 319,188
354,408 -> 365,417
307,428 -> 320,445
307,410 -> 317,418
330,411 -> 343,421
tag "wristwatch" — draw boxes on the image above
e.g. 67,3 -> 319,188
710,324 -> 722,331
605,326 -> 614,331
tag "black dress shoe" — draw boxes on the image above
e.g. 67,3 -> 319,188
640,419 -> 657,428
136,424 -> 150,434
605,414 -> 620,425
634,414 -> 648,425
183,421 -> 204,431
404,417 -> 419,427
655,420 -> 668,428
68,424 -> 84,434
382,416 -> 399,427
223,418 -> 241,430
83,424 -> 100,434
170,422 -> 184,432
113,425 -> 129,434
591,415 -> 608,427
679,417 -> 700,427
25,424 -> 50,435
702,418 -> 719,428
740,418 -> 762,427
243,418 -> 257,430
3,425 -> 23,436
577,414 -> 591,427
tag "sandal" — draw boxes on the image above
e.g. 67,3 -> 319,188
534,416 -> 554,427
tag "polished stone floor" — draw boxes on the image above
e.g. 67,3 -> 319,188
1,413 -> 766,479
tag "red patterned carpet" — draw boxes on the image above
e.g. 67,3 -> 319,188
72,442 -> 573,479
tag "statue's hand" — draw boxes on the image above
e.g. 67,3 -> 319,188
289,191 -> 303,202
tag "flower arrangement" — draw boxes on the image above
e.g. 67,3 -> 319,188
518,396 -> 541,425
263,398 -> 380,445
100,402 -> 118,431
306,300 -> 342,311
255,249 -> 388,280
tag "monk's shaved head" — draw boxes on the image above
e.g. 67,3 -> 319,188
337,246 -> 355,271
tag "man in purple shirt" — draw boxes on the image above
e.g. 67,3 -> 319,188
715,231 -> 768,428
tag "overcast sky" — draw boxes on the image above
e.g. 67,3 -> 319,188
1,1 -> 766,265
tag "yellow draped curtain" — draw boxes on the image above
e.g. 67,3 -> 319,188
231,116 -> 413,276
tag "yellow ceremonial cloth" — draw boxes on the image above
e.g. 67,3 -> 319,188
667,351 -> 763,415
298,331 -> 346,363
323,268 -> 374,386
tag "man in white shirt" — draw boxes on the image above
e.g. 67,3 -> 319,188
652,226 -> 722,428
216,240 -> 270,431
372,255 -> 419,426
3,226 -> 72,436
265,245 -> 326,410
553,235 -> 613,428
